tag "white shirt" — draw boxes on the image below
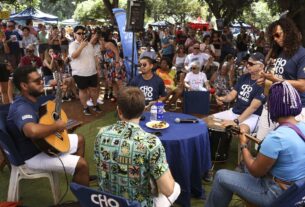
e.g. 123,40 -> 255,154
184,52 -> 210,71
69,41 -> 97,76
184,71 -> 208,91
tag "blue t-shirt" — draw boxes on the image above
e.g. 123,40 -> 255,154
130,74 -> 166,105
232,74 -> 265,115
260,122 -> 305,181
273,46 -> 305,106
7,96 -> 41,161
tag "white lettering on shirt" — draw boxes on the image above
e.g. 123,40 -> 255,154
22,114 -> 33,120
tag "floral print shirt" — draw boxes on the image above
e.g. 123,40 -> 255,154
94,121 -> 169,207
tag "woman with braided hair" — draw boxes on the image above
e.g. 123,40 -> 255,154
206,81 -> 305,207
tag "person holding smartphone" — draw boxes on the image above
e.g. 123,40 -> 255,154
69,25 -> 101,116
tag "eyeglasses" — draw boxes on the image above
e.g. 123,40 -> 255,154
28,77 -> 43,84
139,63 -> 147,67
7,25 -> 14,28
26,50 -> 34,53
191,67 -> 198,70
273,31 -> 283,39
76,32 -> 86,35
247,61 -> 259,66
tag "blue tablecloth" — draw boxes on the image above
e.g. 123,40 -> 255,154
140,112 -> 212,207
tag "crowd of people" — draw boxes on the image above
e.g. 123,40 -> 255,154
1,15 -> 305,207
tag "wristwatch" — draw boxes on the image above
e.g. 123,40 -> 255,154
233,118 -> 239,125
240,144 -> 248,151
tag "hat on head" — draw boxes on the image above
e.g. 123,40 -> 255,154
249,52 -> 265,64
26,44 -> 35,51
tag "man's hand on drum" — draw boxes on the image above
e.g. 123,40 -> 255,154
221,119 -> 236,127
215,95 -> 224,106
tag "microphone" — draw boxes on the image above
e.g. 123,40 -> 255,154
175,118 -> 199,123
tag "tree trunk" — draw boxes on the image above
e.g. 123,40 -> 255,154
103,0 -> 119,25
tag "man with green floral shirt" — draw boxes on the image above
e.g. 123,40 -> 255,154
94,87 -> 180,206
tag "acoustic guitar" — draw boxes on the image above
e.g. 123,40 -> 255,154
36,71 -> 70,155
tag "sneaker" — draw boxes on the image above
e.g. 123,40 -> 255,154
92,105 -> 102,113
97,98 -> 104,104
83,107 -> 92,116
86,99 -> 94,106
62,96 -> 71,102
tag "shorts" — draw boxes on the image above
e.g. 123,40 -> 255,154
73,74 -> 98,90
0,65 -> 10,82
213,108 -> 259,133
39,44 -> 49,54
25,134 -> 80,175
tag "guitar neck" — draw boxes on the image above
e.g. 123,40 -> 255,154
54,71 -> 62,118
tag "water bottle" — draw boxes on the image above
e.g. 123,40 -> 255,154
156,101 -> 164,120
150,104 -> 158,121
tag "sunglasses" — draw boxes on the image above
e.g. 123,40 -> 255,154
272,32 -> 283,39
139,63 -> 147,67
76,32 -> 86,35
193,47 -> 200,49
191,67 -> 198,70
28,77 -> 43,84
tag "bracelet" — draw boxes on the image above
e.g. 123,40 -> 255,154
240,144 -> 248,151
233,118 -> 239,125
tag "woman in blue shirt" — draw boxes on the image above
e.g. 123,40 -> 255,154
206,81 -> 305,207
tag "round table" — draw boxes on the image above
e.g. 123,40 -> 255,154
140,112 -> 212,207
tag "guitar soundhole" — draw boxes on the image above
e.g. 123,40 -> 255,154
55,132 -> 63,141
53,112 -> 59,121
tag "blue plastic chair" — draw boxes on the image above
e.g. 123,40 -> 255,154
70,182 -> 141,207
0,111 -> 60,204
270,178 -> 305,207
183,91 -> 210,115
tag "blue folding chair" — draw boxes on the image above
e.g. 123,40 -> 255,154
183,91 -> 210,115
0,111 -> 60,204
70,182 -> 141,207
270,178 -> 305,207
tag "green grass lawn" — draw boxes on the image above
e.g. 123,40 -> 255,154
0,111 -> 245,207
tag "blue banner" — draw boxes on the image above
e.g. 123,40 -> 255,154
112,8 -> 138,81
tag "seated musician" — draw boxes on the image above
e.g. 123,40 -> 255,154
214,52 -> 266,133
7,66 -> 89,186
94,87 -> 180,207
205,81 -> 305,207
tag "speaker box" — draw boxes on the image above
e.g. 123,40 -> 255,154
126,0 -> 145,32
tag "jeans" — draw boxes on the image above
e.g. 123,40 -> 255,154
205,169 -> 284,207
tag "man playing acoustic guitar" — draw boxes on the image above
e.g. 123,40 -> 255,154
7,66 -> 89,186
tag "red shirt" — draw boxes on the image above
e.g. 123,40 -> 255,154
19,55 -> 42,68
